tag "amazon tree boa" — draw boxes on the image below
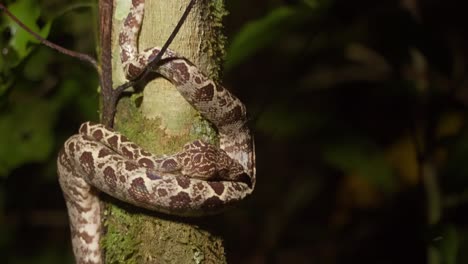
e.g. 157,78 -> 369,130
57,0 -> 255,263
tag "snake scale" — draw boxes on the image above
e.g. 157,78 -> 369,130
57,1 -> 255,263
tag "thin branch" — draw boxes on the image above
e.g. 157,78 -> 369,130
0,2 -> 99,71
114,0 -> 197,93
99,0 -> 115,127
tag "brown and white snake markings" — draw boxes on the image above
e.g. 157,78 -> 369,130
57,1 -> 255,263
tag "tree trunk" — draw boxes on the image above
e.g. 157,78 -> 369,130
100,0 -> 228,263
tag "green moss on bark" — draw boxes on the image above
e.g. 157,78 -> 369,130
200,0 -> 228,79
102,205 -> 226,264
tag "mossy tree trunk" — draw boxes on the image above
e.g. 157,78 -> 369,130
100,0 -> 228,263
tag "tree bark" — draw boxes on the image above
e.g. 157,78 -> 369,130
100,0 -> 228,263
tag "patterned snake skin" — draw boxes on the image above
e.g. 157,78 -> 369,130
57,0 -> 255,263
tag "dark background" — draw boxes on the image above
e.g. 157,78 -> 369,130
2,0 -> 468,263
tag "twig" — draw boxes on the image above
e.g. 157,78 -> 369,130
0,2 -> 99,70
98,0 -> 115,127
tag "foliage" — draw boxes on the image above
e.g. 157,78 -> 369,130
225,0 -> 468,263
0,0 -> 97,262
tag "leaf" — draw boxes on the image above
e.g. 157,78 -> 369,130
440,132 -> 468,193
0,99 -> 55,177
226,1 -> 330,70
304,0 -> 324,8
430,225 -> 459,264
323,139 -> 397,193
225,6 -> 297,70
0,78 -> 13,96
256,105 -> 322,139
22,47 -> 53,81
5,0 -> 52,60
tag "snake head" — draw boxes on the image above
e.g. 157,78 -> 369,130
175,140 -> 251,188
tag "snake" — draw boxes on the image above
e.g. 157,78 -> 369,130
56,1 -> 255,263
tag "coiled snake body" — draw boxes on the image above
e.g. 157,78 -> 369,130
57,1 -> 255,263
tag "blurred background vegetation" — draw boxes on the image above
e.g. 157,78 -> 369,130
1,0 -> 468,263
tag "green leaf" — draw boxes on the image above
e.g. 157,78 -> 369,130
225,6 -> 297,70
430,225 -> 459,264
0,99 -> 55,177
303,0 -> 331,8
439,226 -> 459,264
438,132 -> 468,195
226,1 -> 330,70
256,105 -> 322,139
5,0 -> 52,59
0,78 -> 13,96
23,47 -> 53,81
323,139 -> 396,193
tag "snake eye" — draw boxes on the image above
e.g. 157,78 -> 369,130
217,168 -> 229,179
146,170 -> 162,180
